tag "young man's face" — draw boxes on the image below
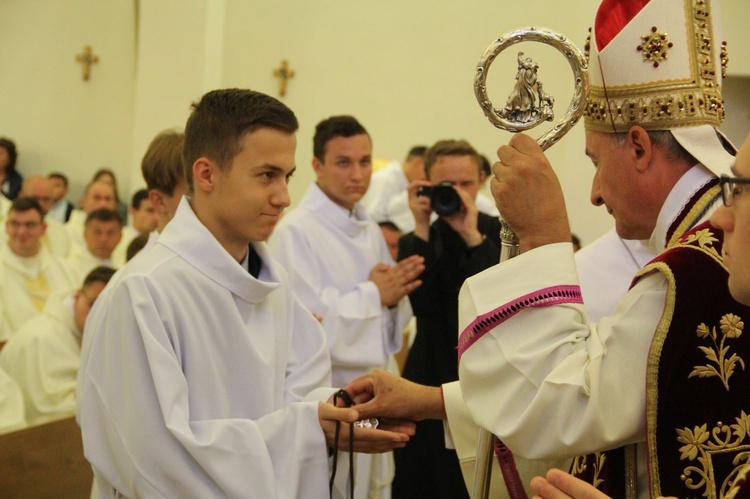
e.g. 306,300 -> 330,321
6,209 -> 46,257
711,133 -> 750,306
211,128 -> 296,246
428,154 -> 482,202
49,177 -> 67,203
313,133 -> 372,211
380,225 -> 401,261
81,182 -> 117,214
586,130 -> 656,240
131,198 -> 158,234
84,219 -> 122,259
73,280 -> 108,332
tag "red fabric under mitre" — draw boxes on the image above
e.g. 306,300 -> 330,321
594,0 -> 650,51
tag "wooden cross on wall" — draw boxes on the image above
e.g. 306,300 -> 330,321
273,60 -> 295,97
76,46 -> 99,81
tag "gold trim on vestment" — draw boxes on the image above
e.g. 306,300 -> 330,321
667,185 -> 722,249
639,260 -> 677,497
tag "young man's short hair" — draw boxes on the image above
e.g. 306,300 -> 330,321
82,265 -> 117,289
9,197 -> 44,221
85,208 -> 122,227
48,172 -> 69,187
183,89 -> 299,190
423,140 -> 482,179
313,116 -> 369,161
405,146 -> 428,162
141,130 -> 185,196
131,189 -> 150,210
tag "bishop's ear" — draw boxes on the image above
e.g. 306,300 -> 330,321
627,126 -> 653,172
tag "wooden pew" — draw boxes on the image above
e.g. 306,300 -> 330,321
0,415 -> 92,498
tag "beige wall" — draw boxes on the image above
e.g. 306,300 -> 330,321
0,0 -> 136,205
2,0 -> 749,244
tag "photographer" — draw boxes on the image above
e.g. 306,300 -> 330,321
394,139 -> 501,498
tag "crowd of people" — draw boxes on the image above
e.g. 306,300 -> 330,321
0,0 -> 748,497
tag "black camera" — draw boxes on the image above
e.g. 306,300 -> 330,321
418,182 -> 462,217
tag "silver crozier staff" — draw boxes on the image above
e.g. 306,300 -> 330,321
471,27 -> 589,499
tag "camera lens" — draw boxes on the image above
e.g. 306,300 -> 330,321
431,183 -> 461,216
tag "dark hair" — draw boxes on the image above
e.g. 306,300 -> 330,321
479,155 -> 492,177
0,138 -> 18,174
92,168 -> 121,204
424,140 -> 482,179
85,208 -> 122,227
141,130 -> 185,195
126,233 -> 150,261
406,146 -> 428,162
82,265 -> 116,289
48,172 -> 69,187
183,89 -> 299,190
131,189 -> 150,210
378,221 -> 401,233
313,116 -> 369,161
9,197 -> 44,220
611,130 -> 696,165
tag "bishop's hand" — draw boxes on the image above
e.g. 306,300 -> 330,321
492,133 -> 571,253
345,369 -> 446,422
318,397 -> 415,454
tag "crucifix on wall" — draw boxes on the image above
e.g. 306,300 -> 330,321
76,45 -> 99,81
273,60 -> 295,97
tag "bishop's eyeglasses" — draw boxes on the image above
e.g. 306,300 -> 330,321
720,174 -> 750,207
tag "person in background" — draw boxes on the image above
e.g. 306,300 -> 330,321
0,198 -> 76,342
65,209 -> 121,283
0,265 -> 116,426
0,138 -> 22,201
378,221 -> 402,261
361,145 -> 427,223
92,168 -> 128,225
111,189 -> 157,267
47,172 -> 75,223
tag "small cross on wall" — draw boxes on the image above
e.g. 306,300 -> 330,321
273,60 -> 295,97
76,45 -> 99,81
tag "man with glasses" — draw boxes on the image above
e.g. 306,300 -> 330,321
0,265 -> 115,426
0,198 -> 76,342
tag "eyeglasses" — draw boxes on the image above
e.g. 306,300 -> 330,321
7,220 -> 43,230
720,174 -> 750,207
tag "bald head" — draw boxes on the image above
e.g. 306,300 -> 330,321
20,175 -> 54,214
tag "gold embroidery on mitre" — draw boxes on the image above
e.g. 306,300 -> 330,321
720,41 -> 728,79
637,26 -> 674,68
676,412 -> 750,498
689,313 -> 746,391
584,0 -> 725,132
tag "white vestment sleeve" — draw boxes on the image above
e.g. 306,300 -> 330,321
78,275 -> 332,499
458,243 -> 666,460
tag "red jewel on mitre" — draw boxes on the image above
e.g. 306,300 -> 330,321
594,0 -> 650,51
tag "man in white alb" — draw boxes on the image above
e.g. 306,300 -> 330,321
65,208 -> 121,283
0,198 -> 76,342
77,89 -> 413,499
0,265 -> 115,426
269,115 -> 423,498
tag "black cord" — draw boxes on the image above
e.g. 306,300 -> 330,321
329,389 -> 356,499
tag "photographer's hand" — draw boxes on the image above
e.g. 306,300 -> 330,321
442,186 -> 483,247
407,180 -> 432,242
